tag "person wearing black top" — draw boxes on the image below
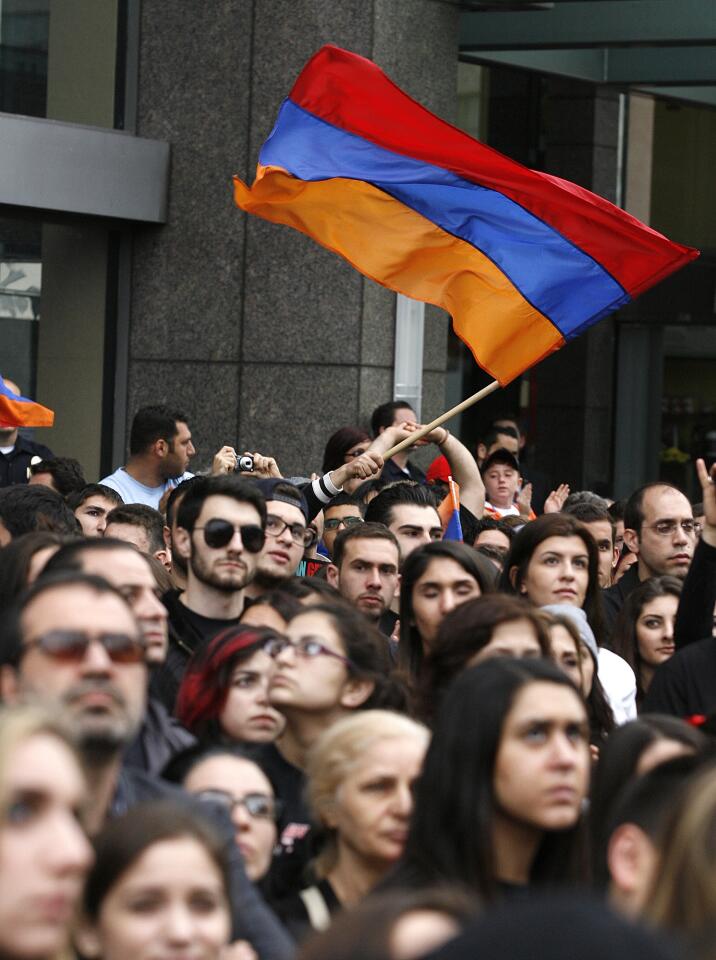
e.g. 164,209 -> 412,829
157,475 -> 267,709
387,658 -> 590,901
643,458 -> 716,717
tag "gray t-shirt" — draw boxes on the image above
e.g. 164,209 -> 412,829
99,467 -> 193,508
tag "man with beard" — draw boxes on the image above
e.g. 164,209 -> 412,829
326,522 -> 400,632
244,479 -> 312,599
100,405 -> 196,508
0,570 -> 295,960
161,475 -> 266,705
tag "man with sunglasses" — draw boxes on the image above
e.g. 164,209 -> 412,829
0,571 -> 296,960
244,479 -> 313,599
161,475 -> 266,705
0,573 -> 148,819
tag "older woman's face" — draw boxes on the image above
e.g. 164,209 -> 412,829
324,735 -> 427,868
0,733 -> 92,960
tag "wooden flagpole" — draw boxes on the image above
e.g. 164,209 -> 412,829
382,379 -> 501,460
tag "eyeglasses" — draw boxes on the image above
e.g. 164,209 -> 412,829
265,514 -> 315,548
265,635 -> 353,668
643,520 -> 700,537
22,630 -> 147,664
194,518 -> 266,552
194,789 -> 281,821
324,516 -> 363,531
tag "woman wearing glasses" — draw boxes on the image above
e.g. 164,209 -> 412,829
258,601 -> 407,900
274,710 -> 429,940
164,744 -> 280,884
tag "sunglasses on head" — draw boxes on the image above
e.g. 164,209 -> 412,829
194,518 -> 266,552
22,630 -> 147,664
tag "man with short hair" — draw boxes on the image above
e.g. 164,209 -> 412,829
68,483 -> 123,537
105,503 -> 170,567
0,573 -> 148,831
603,481 -> 697,631
0,484 -> 79,546
100,405 -> 196,508
322,493 -> 364,559
164,475 -> 266,703
42,539 -> 192,774
0,570 -> 294,960
643,459 -> 716,716
472,516 -> 514,557
326,523 -> 400,629
369,400 -> 426,485
163,476 -> 201,590
364,482 -> 442,562
244,479 -> 312,599
476,426 -> 520,466
28,457 -> 86,496
563,500 -> 617,588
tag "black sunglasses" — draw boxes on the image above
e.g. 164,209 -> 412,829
22,630 -> 147,664
194,518 -> 265,553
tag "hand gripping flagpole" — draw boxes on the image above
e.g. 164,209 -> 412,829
382,379 -> 501,461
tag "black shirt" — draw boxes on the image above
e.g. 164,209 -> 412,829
381,457 -> 427,486
643,637 -> 716,718
272,878 -> 341,941
0,435 -> 54,487
254,742 -> 315,900
155,589 -> 242,711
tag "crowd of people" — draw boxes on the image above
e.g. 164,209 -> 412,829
0,392 -> 715,960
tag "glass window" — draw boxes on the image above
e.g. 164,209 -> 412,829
0,0 -> 49,118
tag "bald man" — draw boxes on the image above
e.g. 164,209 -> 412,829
0,378 -> 55,487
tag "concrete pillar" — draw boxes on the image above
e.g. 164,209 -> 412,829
128,1 -> 459,476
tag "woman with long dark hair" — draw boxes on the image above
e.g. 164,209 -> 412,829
589,714 -> 707,888
418,594 -> 550,723
612,576 -> 681,707
500,513 -> 637,723
322,427 -> 371,475
391,658 -> 590,900
398,541 -> 496,681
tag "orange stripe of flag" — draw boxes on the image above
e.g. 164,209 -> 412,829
234,166 -> 564,385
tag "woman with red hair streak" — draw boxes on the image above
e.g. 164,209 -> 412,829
176,625 -> 286,746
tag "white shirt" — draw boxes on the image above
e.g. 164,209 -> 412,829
99,467 -> 193,509
597,648 -> 637,725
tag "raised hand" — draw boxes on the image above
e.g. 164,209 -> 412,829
544,483 -> 570,514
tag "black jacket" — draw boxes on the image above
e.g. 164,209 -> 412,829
601,564 -> 642,639
0,435 -> 54,487
123,696 -> 196,775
